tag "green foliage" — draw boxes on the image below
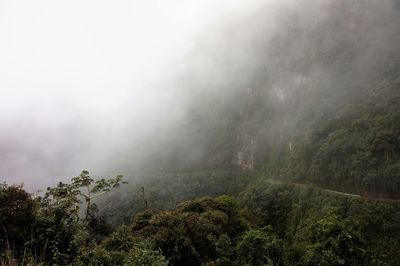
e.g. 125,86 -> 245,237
98,171 -> 250,226
0,183 -> 82,264
132,210 -> 153,230
214,234 -> 234,266
0,171 -> 127,265
124,240 -> 168,266
131,196 -> 248,266
241,178 -> 400,265
263,79 -> 400,198
240,180 -> 292,235
102,225 -> 136,252
236,226 -> 282,266
46,170 -> 127,221
0,183 -> 36,255
293,207 -> 365,266
75,246 -> 114,266
75,233 -> 167,266
94,172 -> 400,265
2,171 -> 400,265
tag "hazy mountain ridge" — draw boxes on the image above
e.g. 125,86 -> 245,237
149,0 -> 400,197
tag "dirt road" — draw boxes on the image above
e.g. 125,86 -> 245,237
265,178 -> 400,204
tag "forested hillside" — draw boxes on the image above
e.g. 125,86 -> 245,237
145,0 -> 400,198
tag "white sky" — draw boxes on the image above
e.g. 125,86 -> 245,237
0,0 -> 264,189
0,0 -> 249,113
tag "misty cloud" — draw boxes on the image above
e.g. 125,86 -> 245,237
1,0 -> 399,190
0,0 -> 263,189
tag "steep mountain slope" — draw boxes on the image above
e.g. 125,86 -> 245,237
152,0 -> 400,197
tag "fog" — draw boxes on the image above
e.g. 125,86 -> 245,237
0,0 -> 263,189
1,0 -> 399,190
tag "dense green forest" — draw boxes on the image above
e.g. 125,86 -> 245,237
2,171 -> 400,265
